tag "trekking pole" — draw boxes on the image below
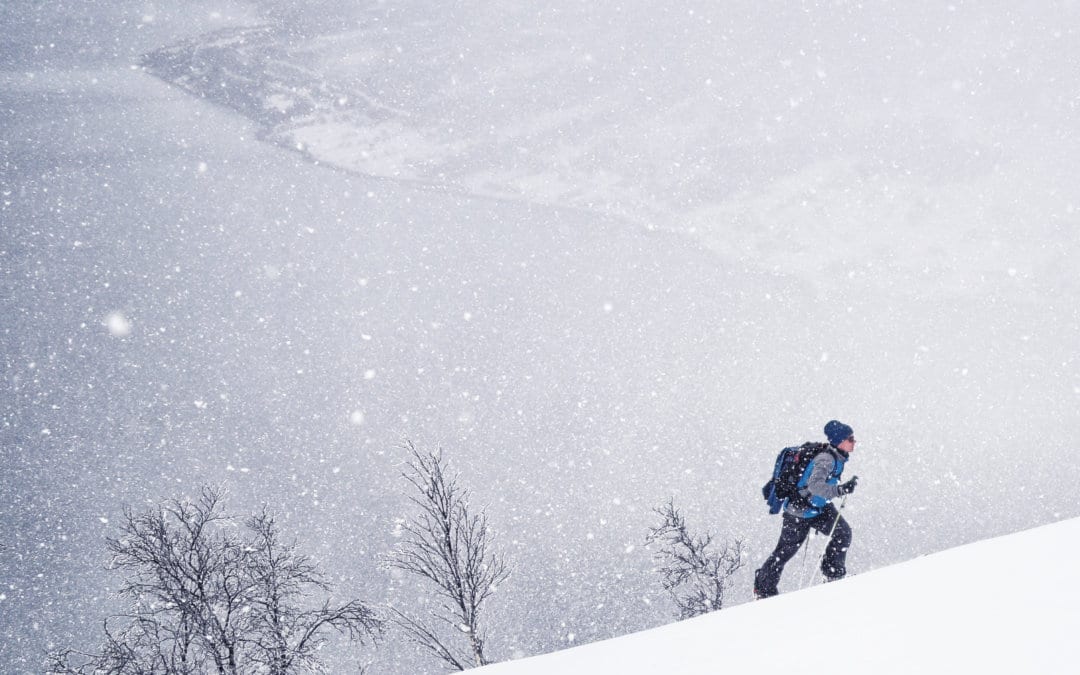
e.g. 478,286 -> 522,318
799,494 -> 849,590
825,495 -> 847,539
797,527 -> 815,589
816,494 -> 849,584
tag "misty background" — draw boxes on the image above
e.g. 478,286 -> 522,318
3,0 -> 1079,672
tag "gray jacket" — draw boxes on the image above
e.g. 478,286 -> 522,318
784,445 -> 846,518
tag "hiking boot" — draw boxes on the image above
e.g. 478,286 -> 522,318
753,568 -> 778,599
822,563 -> 846,582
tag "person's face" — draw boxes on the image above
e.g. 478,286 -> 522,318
838,436 -> 856,453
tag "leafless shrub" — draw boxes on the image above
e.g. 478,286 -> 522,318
646,499 -> 743,620
47,486 -> 382,674
383,441 -> 511,670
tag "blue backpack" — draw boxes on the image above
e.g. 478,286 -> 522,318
761,442 -> 829,514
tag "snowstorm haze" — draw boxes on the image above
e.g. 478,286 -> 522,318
3,0 -> 1079,672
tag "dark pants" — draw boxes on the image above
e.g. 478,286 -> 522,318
754,503 -> 851,598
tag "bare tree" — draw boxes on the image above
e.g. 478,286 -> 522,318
243,508 -> 383,674
47,486 -> 383,674
383,441 -> 511,671
646,499 -> 743,620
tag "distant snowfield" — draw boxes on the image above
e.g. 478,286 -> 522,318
142,2 -> 1080,288
482,516 -> 1077,674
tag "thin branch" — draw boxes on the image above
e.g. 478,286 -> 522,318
647,499 -> 744,619
48,485 -> 383,674
383,441 -> 511,669
386,606 -> 468,672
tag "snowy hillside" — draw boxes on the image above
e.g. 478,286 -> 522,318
481,517 -> 1078,674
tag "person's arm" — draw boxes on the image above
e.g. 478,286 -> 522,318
803,454 -> 842,502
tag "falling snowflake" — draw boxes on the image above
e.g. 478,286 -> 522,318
105,311 -> 132,337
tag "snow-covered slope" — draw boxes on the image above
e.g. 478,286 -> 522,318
482,517 -> 1078,674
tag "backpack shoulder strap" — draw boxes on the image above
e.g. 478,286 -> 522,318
793,442 -> 836,491
799,442 -> 833,464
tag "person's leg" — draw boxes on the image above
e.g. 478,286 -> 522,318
754,515 -> 812,597
812,503 -> 852,581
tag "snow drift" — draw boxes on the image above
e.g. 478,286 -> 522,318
480,517 -> 1077,674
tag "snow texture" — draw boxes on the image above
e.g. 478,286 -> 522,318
480,516 -> 1079,674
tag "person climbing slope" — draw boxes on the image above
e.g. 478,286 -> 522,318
754,420 -> 858,598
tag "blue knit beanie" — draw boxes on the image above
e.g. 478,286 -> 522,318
824,420 -> 854,446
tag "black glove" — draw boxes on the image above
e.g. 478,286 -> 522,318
838,476 -> 859,496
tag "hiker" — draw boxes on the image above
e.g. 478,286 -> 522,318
753,420 -> 858,598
